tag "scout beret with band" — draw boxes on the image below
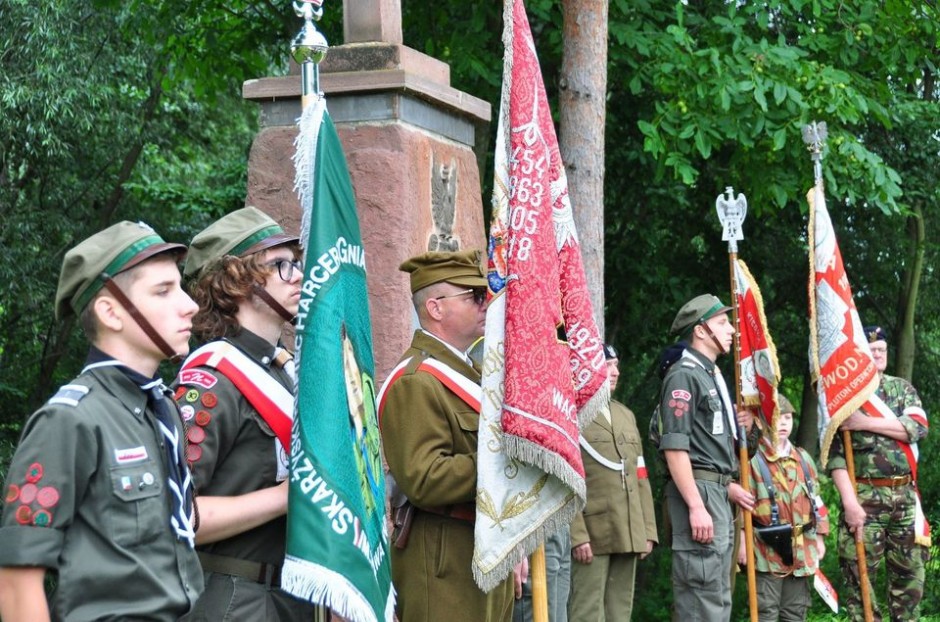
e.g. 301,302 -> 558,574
185,206 -> 298,278
670,293 -> 732,336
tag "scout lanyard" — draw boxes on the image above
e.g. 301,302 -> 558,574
681,349 -> 738,439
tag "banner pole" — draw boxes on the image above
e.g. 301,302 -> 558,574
530,544 -> 548,622
716,188 -> 758,622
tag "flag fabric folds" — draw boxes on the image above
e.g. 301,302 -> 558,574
806,181 -> 879,467
734,259 -> 781,442
283,96 -> 395,622
473,0 -> 609,592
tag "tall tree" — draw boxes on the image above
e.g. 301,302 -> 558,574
559,0 -> 609,333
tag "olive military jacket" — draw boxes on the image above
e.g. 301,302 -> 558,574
0,361 -> 203,621
173,328 -> 292,566
571,400 -> 658,556
380,330 -> 513,622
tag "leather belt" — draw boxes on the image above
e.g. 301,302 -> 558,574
198,551 -> 282,587
855,475 -> 912,488
421,502 -> 476,523
692,469 -> 733,487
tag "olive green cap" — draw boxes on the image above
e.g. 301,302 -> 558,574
778,394 -> 796,415
399,250 -> 486,293
184,206 -> 298,277
670,293 -> 732,336
56,221 -> 186,321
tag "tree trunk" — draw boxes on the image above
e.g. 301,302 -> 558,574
559,0 -> 608,335
796,371 -> 820,459
895,205 -> 924,381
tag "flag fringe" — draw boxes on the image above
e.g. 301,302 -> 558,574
282,555 -> 395,622
502,435 -> 588,501
471,493 -> 580,593
293,97 -> 327,255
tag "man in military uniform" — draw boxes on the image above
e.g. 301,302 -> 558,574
0,221 -> 204,620
656,294 -> 755,621
174,207 -> 318,621
829,325 -> 929,622
568,344 -> 657,621
739,394 -> 829,621
379,250 -> 514,622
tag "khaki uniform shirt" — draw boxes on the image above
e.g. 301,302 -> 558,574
381,330 -> 513,622
0,360 -> 203,621
571,400 -> 658,554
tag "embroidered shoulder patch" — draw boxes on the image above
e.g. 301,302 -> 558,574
179,369 -> 218,390
47,384 -> 90,407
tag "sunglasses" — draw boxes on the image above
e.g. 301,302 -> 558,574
433,288 -> 487,305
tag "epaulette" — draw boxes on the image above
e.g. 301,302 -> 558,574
47,383 -> 91,407
680,361 -> 696,368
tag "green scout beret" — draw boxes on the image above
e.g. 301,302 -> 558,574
56,221 -> 186,321
670,293 -> 732,336
399,250 -> 486,293
777,394 -> 796,415
864,325 -> 887,344
184,206 -> 298,277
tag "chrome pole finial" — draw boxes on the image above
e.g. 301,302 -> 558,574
291,0 -> 328,96
716,186 -> 747,253
801,121 -> 828,182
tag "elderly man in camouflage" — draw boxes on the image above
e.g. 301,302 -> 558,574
828,326 -> 930,621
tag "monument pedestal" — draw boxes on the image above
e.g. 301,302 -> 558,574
242,42 -> 491,378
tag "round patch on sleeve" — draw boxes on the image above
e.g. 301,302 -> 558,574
186,444 -> 203,463
195,410 -> 212,426
25,462 -> 43,483
5,484 -> 20,503
186,426 -> 206,445
32,510 -> 52,527
15,505 -> 32,525
185,389 -> 201,403
37,486 -> 60,509
19,483 -> 38,504
179,404 -> 196,422
200,392 -> 218,408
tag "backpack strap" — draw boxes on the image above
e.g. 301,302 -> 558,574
755,451 -> 781,525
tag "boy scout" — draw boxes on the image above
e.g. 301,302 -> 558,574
0,221 -> 204,621
739,395 -> 829,621
174,207 -> 317,621
656,294 -> 755,621
379,250 -> 514,622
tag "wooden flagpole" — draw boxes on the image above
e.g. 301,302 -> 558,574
531,545 -> 548,622
716,188 -> 758,622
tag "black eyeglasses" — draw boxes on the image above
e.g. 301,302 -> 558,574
433,288 -> 487,305
266,258 -> 303,282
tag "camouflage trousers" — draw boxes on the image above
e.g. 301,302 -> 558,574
837,483 -> 929,622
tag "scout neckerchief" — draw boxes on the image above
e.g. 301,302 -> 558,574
859,391 -> 931,546
682,349 -> 738,439
85,348 -> 196,547
377,354 -> 481,426
180,340 -> 294,450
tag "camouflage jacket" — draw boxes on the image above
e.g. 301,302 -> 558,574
748,440 -> 829,576
827,374 -> 928,479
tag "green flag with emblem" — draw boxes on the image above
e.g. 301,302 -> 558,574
282,96 -> 394,622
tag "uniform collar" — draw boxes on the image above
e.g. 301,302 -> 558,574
81,348 -> 151,419
226,328 -> 282,368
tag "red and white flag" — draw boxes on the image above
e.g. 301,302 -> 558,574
473,0 -> 608,591
807,181 -> 880,467
734,259 -> 781,440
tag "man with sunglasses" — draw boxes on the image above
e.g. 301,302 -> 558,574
379,250 -> 514,622
172,207 -> 317,621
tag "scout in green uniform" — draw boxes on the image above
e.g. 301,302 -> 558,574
174,207 -> 319,621
569,344 -> 658,622
656,294 -> 755,622
0,221 -> 204,621
738,395 -> 829,622
828,326 -> 929,622
379,250 -> 514,622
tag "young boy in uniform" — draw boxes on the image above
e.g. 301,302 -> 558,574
0,221 -> 204,621
739,395 -> 829,621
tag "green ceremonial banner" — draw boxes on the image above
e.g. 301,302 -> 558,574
282,97 -> 394,622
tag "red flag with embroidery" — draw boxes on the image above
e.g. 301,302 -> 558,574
806,180 -> 879,467
473,0 -> 609,591
734,259 -> 781,439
